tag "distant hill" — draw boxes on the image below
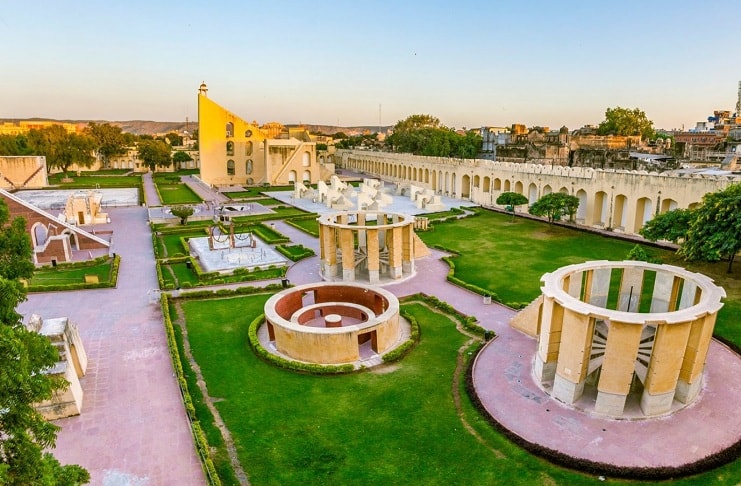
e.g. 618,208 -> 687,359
1,118 -> 391,137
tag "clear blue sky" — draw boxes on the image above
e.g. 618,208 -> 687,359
1,0 -> 740,131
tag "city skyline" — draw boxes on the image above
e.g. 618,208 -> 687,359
2,0 -> 740,131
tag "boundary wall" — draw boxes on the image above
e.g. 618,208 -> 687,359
339,150 -> 738,235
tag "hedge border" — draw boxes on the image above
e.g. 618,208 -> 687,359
27,254 -> 121,292
160,293 -> 221,485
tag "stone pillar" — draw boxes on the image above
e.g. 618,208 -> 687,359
552,309 -> 594,405
641,322 -> 692,415
401,224 -> 414,274
618,266 -> 643,312
563,271 -> 582,298
676,313 -> 716,403
677,280 -> 700,310
367,228 -> 380,284
340,228 -> 355,281
594,320 -> 642,416
650,271 -> 679,312
535,296 -> 563,384
587,268 -> 611,308
357,213 -> 367,251
321,225 -> 338,278
324,314 -> 342,328
388,226 -> 403,279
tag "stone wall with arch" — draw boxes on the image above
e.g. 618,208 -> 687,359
338,150 -> 738,235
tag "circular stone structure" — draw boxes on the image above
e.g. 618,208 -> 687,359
263,282 -> 402,364
471,260 -> 741,476
533,260 -> 725,418
318,210 -> 418,284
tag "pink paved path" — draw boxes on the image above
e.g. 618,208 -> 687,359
20,206 -> 205,485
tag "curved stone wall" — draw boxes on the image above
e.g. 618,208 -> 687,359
318,210 -> 417,283
532,260 -> 725,417
263,282 -> 401,364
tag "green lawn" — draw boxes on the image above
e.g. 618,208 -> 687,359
178,296 -> 587,485
29,258 -> 115,289
419,209 -> 740,339
160,262 -> 284,289
174,208 -> 741,485
48,173 -> 141,188
155,180 -> 202,205
286,218 -> 319,236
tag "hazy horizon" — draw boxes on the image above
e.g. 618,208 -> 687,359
2,0 -> 740,131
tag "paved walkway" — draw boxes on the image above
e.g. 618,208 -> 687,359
19,207 -> 205,486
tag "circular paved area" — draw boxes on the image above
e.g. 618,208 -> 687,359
472,328 -> 741,471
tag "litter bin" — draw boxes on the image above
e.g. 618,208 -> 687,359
281,278 -> 289,289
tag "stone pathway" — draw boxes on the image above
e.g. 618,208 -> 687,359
19,207 -> 205,486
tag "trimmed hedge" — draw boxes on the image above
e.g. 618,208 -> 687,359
402,293 -> 488,337
381,309 -> 420,363
247,314 -> 355,374
160,293 -> 221,485
28,255 -> 121,292
275,244 -> 315,262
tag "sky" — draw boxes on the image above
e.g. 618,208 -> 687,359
1,0 -> 740,131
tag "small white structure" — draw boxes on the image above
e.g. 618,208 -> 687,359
28,315 -> 88,419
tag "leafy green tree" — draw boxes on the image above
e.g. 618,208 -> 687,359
25,126 -> 96,176
597,107 -> 655,140
137,139 -> 172,171
172,151 -> 193,169
0,200 -> 90,485
170,205 -> 194,225
0,134 -> 32,156
85,122 -> 127,168
679,184 -> 741,273
639,208 -> 695,243
164,132 -> 183,147
496,192 -> 528,222
528,192 -> 580,223
386,114 -> 481,158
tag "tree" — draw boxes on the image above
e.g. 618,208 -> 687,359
639,208 -> 695,243
85,122 -> 127,169
678,184 -> 741,273
528,192 -> 580,223
386,114 -> 482,158
164,132 -> 183,147
597,106 -> 655,140
172,151 -> 193,169
26,127 -> 96,177
170,205 -> 194,225
0,134 -> 32,156
137,139 -> 172,171
496,192 -> 528,222
0,200 -> 90,485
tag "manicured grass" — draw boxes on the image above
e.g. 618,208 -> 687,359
155,179 -> 202,205
29,259 -> 113,286
286,218 -> 319,236
160,262 -> 284,289
420,211 -> 678,304
180,297 -> 587,485
419,209 -> 740,343
224,190 -> 263,199
48,173 -> 141,188
176,209 -> 741,485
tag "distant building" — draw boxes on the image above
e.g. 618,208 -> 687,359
0,120 -> 85,136
197,83 -> 334,187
